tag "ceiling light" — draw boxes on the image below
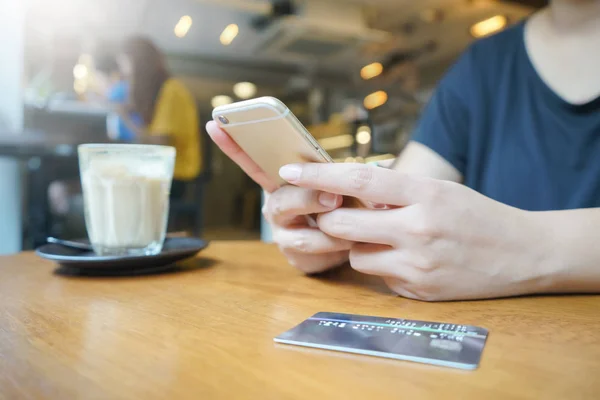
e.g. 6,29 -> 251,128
233,82 -> 257,99
356,125 -> 372,145
73,64 -> 88,80
363,91 -> 388,110
174,15 -> 193,38
356,131 -> 371,145
220,24 -> 239,46
470,15 -> 507,38
360,62 -> 383,80
211,95 -> 233,108
357,125 -> 371,135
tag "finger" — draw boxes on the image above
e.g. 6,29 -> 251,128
348,242 -> 429,282
279,162 -> 444,206
274,226 -> 353,254
316,208 -> 400,246
206,121 -> 278,192
348,242 -> 400,277
281,249 -> 349,275
349,244 -> 435,301
265,186 -> 342,226
382,277 -> 425,301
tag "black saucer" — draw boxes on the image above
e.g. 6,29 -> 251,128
36,237 -> 209,273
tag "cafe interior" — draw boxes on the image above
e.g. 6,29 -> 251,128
5,0 -> 600,398
0,0 -> 541,253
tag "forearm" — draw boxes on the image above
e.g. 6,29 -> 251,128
533,208 -> 600,293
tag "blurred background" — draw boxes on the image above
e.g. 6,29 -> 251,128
0,0 -> 544,254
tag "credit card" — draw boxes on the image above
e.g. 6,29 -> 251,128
274,312 -> 488,370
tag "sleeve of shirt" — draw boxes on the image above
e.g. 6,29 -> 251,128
149,81 -> 181,136
107,81 -> 128,103
106,113 -> 136,142
410,47 -> 475,176
106,113 -> 120,140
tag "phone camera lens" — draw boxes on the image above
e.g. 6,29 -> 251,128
218,115 -> 229,124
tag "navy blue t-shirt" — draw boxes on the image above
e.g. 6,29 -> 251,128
412,22 -> 600,211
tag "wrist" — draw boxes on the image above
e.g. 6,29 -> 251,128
522,210 -> 577,294
515,210 -> 563,294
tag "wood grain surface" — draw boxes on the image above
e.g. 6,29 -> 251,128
0,241 -> 599,399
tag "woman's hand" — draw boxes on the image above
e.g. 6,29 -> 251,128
263,188 -> 353,274
279,162 -> 553,301
206,121 -> 352,274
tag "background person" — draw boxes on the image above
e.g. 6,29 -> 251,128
115,36 -> 202,198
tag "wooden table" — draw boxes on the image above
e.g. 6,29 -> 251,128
1,241 -> 599,399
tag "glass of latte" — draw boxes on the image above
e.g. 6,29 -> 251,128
78,144 -> 176,256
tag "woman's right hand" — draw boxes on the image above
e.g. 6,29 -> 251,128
206,121 -> 351,274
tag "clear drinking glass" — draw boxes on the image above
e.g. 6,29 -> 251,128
78,144 -> 176,256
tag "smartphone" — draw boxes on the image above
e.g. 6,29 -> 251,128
212,97 -> 384,210
212,96 -> 332,188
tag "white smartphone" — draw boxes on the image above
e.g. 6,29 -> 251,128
212,96 -> 383,210
212,96 -> 332,188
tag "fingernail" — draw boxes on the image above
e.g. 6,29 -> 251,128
319,192 -> 339,208
279,164 -> 302,182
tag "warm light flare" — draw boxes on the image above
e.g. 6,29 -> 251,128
220,24 -> 239,46
470,15 -> 507,38
360,62 -> 383,80
174,15 -> 193,38
363,91 -> 388,110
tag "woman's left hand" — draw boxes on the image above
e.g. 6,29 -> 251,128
279,163 -> 554,301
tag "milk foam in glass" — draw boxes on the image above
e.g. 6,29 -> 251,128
78,144 -> 176,256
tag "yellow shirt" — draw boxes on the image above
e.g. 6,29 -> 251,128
149,78 -> 201,180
